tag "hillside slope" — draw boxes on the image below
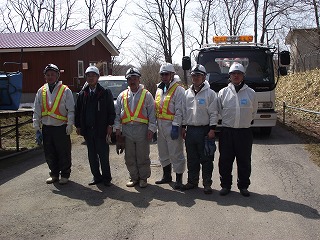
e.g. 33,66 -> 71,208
276,69 -> 320,166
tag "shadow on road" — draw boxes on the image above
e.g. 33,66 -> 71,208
0,148 -> 44,185
49,180 -> 319,220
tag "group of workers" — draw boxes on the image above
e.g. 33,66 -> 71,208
33,61 -> 257,197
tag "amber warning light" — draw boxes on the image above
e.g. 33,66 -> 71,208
213,35 -> 253,43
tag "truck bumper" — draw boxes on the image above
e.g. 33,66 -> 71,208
252,110 -> 277,127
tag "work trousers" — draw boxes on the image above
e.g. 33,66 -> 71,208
185,125 -> 215,187
42,124 -> 71,178
157,120 -> 185,174
122,124 -> 151,181
85,128 -> 112,183
218,127 -> 253,189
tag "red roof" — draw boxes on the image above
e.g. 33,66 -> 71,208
0,29 -> 119,55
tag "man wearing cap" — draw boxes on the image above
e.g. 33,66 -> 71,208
75,66 -> 116,186
181,64 -> 218,194
155,63 -> 186,189
33,63 -> 75,185
217,62 -> 258,197
114,67 -> 156,188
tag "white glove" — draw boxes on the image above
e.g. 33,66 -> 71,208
66,124 -> 73,135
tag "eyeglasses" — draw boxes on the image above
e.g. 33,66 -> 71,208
160,72 -> 170,76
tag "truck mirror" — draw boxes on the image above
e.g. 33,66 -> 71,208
280,51 -> 290,65
279,66 -> 287,76
182,56 -> 191,70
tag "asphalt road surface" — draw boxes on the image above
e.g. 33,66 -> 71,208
0,125 -> 319,240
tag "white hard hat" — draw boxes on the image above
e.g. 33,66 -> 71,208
159,63 -> 175,74
125,67 -> 141,79
85,66 -> 100,76
43,64 -> 60,75
229,62 -> 245,74
191,64 -> 206,75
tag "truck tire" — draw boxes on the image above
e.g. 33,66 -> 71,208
260,127 -> 272,137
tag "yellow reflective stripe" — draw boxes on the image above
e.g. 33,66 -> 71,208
41,85 -> 68,121
122,89 -> 148,124
156,83 -> 178,120
122,91 -> 131,123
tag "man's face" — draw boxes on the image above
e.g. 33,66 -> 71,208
44,70 -> 59,84
191,73 -> 206,87
229,71 -> 244,85
86,72 -> 99,88
127,75 -> 140,92
160,72 -> 174,85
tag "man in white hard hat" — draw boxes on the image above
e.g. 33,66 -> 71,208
33,63 -> 75,185
217,62 -> 258,197
155,63 -> 186,189
114,67 -> 157,188
75,65 -> 116,187
181,64 -> 218,194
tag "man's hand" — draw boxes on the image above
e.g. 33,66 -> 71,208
36,130 -> 43,145
66,125 -> 73,135
171,125 -> 179,140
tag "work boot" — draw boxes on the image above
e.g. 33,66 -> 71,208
59,177 -> 69,185
219,188 -> 231,196
181,182 -> 198,191
204,185 -> 213,194
155,164 -> 172,184
126,179 -> 138,187
139,179 -> 148,188
239,188 -> 250,197
173,173 -> 183,189
46,176 -> 58,184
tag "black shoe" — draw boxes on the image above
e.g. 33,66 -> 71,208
239,188 -> 250,197
181,182 -> 198,191
104,181 -> 112,187
219,188 -> 231,196
88,179 -> 102,185
173,181 -> 183,190
204,186 -> 213,194
155,177 -> 172,184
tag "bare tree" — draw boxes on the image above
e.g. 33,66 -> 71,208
259,0 -> 298,44
135,0 -> 176,63
85,0 -> 101,29
221,0 -> 252,35
0,0 -> 78,32
253,0 -> 259,43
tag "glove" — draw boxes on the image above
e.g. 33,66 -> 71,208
116,134 -> 125,155
36,130 -> 43,145
66,124 -> 73,135
204,137 -> 216,157
170,125 -> 179,140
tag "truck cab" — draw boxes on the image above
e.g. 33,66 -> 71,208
183,35 -> 290,136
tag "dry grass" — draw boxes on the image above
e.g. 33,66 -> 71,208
276,69 -> 320,167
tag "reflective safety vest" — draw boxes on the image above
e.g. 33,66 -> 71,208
41,84 -> 68,122
121,89 -> 149,124
155,83 -> 178,121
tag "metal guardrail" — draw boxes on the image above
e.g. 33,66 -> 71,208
282,102 -> 320,124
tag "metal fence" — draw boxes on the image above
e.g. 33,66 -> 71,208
282,102 -> 320,124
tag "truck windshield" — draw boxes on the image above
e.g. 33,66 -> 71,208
198,49 -> 275,92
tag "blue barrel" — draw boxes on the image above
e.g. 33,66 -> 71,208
0,72 -> 23,110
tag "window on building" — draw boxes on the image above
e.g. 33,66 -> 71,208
102,62 -> 108,75
78,60 -> 84,78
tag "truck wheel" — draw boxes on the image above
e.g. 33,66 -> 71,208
260,127 -> 272,137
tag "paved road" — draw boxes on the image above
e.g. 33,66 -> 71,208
0,125 -> 319,240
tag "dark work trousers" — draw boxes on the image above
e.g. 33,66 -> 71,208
85,128 -> 112,183
42,124 -> 71,178
185,125 -> 215,187
218,127 -> 253,190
